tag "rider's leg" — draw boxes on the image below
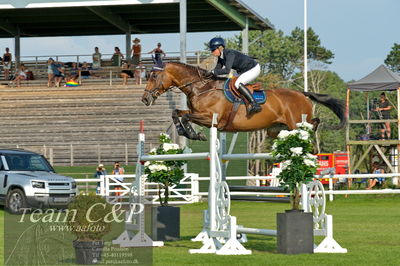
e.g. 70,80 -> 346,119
385,122 -> 391,139
235,64 -> 261,116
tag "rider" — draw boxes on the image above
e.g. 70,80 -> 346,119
209,37 -> 262,116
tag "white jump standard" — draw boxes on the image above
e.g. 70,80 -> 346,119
190,114 -> 347,255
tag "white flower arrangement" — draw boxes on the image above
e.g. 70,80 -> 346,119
271,122 -> 318,210
144,132 -> 186,206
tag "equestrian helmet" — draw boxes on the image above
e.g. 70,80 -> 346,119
209,37 -> 225,51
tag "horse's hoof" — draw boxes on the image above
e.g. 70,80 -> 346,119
197,132 -> 207,141
176,128 -> 186,136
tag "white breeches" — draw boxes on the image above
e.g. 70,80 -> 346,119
235,63 -> 260,88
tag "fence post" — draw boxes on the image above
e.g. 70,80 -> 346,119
196,51 -> 200,65
109,70 -> 112,86
125,143 -> 128,165
35,56 -> 38,69
191,173 -> 200,203
49,148 -> 54,165
105,175 -> 109,196
329,172 -> 334,202
70,144 -> 74,166
100,175 -> 105,196
97,144 -> 101,164
43,144 -> 47,157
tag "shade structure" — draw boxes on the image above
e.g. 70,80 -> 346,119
0,0 -> 273,38
348,64 -> 400,91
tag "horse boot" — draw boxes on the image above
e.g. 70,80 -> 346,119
237,83 -> 262,116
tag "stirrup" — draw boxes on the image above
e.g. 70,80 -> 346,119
247,104 -> 262,116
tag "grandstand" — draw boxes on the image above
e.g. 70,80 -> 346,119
0,83 -> 181,165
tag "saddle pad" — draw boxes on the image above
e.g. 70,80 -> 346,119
223,79 -> 266,104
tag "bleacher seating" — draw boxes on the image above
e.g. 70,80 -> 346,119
0,84 -> 182,165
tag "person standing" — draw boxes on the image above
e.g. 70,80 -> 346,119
2,47 -> 12,80
208,37 -> 261,116
149,42 -> 165,68
111,47 -> 124,66
94,164 -> 107,194
376,92 -> 392,140
92,47 -> 102,69
131,38 -> 141,66
47,58 -> 54,87
112,162 -> 125,198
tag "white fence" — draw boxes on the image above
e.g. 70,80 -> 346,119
74,172 -> 400,205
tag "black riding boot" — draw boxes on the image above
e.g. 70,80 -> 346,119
237,83 -> 262,116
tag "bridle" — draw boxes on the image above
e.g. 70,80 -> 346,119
145,67 -> 215,99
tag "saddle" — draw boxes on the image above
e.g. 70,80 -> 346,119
219,78 -> 266,131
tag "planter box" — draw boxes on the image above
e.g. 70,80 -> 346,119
152,206 -> 180,241
277,210 -> 313,254
73,240 -> 104,265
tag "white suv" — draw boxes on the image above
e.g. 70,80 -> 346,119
0,149 -> 77,214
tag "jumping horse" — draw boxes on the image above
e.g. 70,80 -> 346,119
142,62 -> 346,140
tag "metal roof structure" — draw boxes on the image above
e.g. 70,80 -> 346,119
0,0 -> 273,38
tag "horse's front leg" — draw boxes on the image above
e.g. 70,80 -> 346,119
172,109 -> 190,137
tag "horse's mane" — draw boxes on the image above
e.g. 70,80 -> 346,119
166,61 -> 226,81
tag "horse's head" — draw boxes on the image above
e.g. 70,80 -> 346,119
142,68 -> 174,106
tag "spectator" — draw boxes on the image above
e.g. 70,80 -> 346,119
94,163 -> 107,194
14,64 -> 28,87
80,61 -> 92,79
2,47 -> 12,80
367,162 -> 385,189
131,38 -> 141,66
92,47 -> 102,69
112,162 -> 125,198
111,46 -> 124,66
68,62 -> 79,81
134,61 -> 146,85
375,92 -> 392,140
120,62 -> 134,85
47,58 -> 54,87
51,61 -> 64,87
149,42 -> 166,69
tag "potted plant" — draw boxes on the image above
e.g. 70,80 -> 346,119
271,121 -> 318,254
144,133 -> 186,241
67,193 -> 112,264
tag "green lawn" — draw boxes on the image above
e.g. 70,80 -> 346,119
1,195 -> 399,265
152,195 -> 400,266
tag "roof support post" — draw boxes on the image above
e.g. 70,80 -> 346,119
241,17 -> 249,54
15,31 -> 20,68
179,0 -> 188,166
125,25 -> 131,62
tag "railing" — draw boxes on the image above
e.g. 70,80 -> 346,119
320,173 -> 400,201
74,172 -> 400,205
10,143 -> 138,166
19,50 -> 209,67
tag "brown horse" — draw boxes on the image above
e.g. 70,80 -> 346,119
142,62 -> 346,140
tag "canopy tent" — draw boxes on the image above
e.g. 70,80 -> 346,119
348,64 -> 400,91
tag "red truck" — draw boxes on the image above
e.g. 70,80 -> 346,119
316,152 -> 349,184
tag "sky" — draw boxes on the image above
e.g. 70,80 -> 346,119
0,0 -> 398,82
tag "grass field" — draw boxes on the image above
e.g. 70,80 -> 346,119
1,194 -> 399,265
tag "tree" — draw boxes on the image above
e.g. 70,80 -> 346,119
385,43 -> 400,72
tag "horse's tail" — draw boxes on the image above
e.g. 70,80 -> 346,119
302,92 -> 346,129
